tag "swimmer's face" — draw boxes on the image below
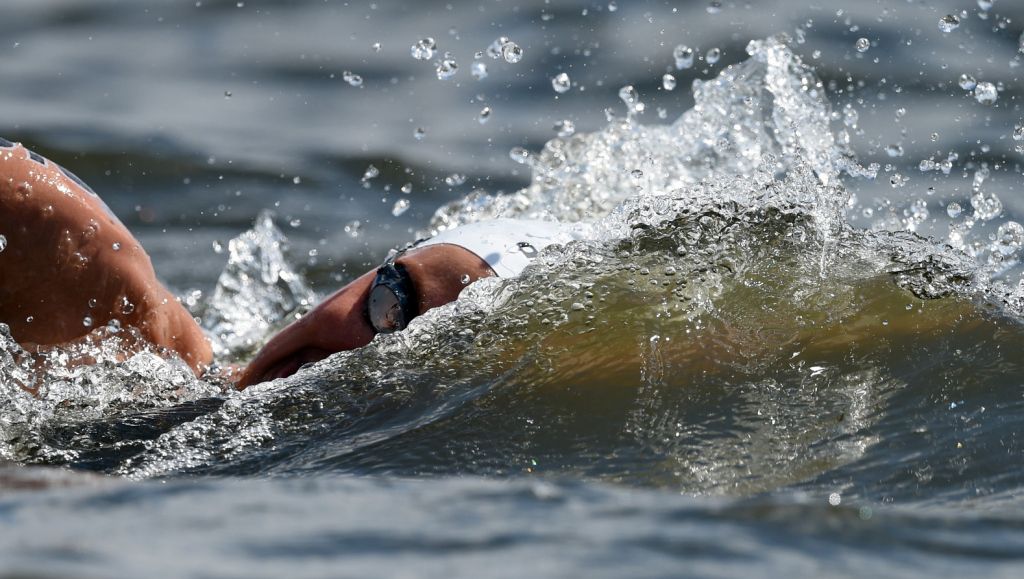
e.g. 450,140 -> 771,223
238,244 -> 494,388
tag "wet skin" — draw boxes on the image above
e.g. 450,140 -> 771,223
236,244 -> 495,388
0,141 -> 494,389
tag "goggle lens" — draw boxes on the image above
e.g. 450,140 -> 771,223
368,283 -> 406,333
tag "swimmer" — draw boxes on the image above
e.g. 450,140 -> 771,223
0,140 -> 575,389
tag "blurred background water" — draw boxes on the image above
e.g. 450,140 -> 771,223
2,0 -> 1024,577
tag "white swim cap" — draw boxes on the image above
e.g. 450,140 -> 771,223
418,218 -> 583,277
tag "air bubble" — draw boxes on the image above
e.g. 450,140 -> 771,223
344,220 -> 362,238
662,73 -> 677,91
938,14 -> 960,33
478,106 -> 492,124
400,182 -> 413,194
0,234 -> 6,253
362,164 -> 380,182
83,316 -> 94,328
444,173 -> 466,186
551,72 -> 571,93
947,202 -> 962,219
414,127 -> 426,140
706,47 -> 721,64
978,0 -> 993,11
855,38 -> 870,53
958,74 -> 977,90
112,242 -> 121,251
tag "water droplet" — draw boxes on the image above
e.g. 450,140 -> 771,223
289,218 -> 301,228
410,37 -> 436,60
662,73 -> 677,91
618,84 -> 639,105
371,42 -> 382,52
551,72 -> 571,93
487,37 -> 510,59
509,147 -> 530,164
212,240 -> 224,253
938,14 -> 960,33
855,38 -> 870,53
706,47 -> 721,64
25,316 -> 33,323
111,242 -> 121,251
292,176 -> 301,185
974,82 -> 998,105
83,316 -> 94,328
501,41 -> 523,64
460,274 -> 471,284
342,71 -> 363,87
444,173 -> 466,186
554,119 -> 575,137
673,44 -> 694,69
344,220 -> 362,238
478,106 -> 492,124
706,0 -> 722,14
607,1 -> 617,12
630,169 -> 644,179
995,221 -> 1024,255
391,198 -> 410,216
435,54 -> 458,80
120,297 -> 135,315
471,61 -> 488,80
972,190 -> 1002,220
224,90 -> 232,99
978,0 -> 993,11
947,202 -> 962,218
414,127 -> 426,140
400,182 -> 413,194
362,164 -> 380,182
958,74 -> 977,90
0,234 -> 6,253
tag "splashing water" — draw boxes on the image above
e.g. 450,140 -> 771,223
3,37 -> 1024,494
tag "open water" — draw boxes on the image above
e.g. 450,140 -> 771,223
2,0 -> 1024,577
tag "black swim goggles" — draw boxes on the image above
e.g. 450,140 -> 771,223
366,254 -> 419,334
